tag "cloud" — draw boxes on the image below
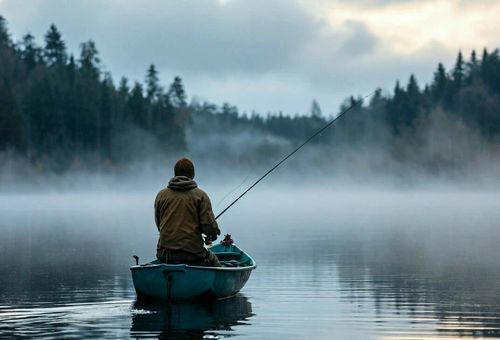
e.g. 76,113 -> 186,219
8,0 -> 321,76
102,0 -> 324,76
334,0 -> 421,6
0,0 -> 498,114
338,20 -> 379,56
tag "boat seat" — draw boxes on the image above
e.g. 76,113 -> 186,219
220,259 -> 242,267
214,252 -> 242,263
213,251 -> 241,257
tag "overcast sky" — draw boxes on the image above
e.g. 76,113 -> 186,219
1,0 -> 499,115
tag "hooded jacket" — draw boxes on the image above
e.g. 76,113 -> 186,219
154,176 -> 220,256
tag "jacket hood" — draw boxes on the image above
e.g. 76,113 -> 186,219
168,176 -> 198,191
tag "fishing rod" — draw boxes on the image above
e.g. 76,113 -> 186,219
215,92 -> 374,220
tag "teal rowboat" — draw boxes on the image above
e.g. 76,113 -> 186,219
130,243 -> 256,301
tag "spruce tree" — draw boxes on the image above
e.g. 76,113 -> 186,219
452,51 -> 464,88
406,74 -> 422,124
368,88 -> 386,117
0,15 -> 11,47
431,63 -> 447,102
145,64 -> 161,100
129,82 -> 145,127
118,77 -> 130,98
465,50 -> 479,83
20,34 -> 40,70
168,76 -> 187,107
310,100 -> 322,118
44,24 -> 67,65
0,78 -> 23,149
406,74 -> 420,98
79,41 -> 100,78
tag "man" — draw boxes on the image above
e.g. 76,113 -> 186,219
154,157 -> 221,267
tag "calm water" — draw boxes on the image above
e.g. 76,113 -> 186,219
1,188 -> 500,339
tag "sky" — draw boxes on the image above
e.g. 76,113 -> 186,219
1,0 -> 499,115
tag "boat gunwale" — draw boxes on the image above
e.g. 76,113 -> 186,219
130,249 -> 257,272
130,263 -> 256,272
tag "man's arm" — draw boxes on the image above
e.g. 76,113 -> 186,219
154,194 -> 161,231
199,194 -> 220,239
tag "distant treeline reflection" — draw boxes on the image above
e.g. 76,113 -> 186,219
0,16 -> 499,174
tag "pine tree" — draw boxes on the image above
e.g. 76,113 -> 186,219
99,75 -> 113,159
310,100 -> 322,118
480,48 -> 489,80
67,55 -> 76,84
465,50 -> 479,83
0,16 -> 20,150
76,41 -> 101,153
20,34 -> 41,70
431,63 -> 447,102
145,64 -> 161,100
129,82 -> 145,127
394,81 -> 402,98
118,77 -> 130,97
168,76 -> 187,107
0,78 -> 23,149
0,15 -> 11,47
406,74 -> 423,123
452,51 -> 464,85
406,74 -> 420,98
79,41 -> 100,78
385,81 -> 410,134
452,51 -> 464,88
471,50 -> 477,64
368,88 -> 386,117
44,24 -> 67,65
480,48 -> 500,95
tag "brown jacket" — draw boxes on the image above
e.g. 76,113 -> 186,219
154,176 -> 220,257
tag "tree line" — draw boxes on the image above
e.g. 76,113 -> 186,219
0,16 -> 188,171
191,48 -> 500,143
1,15 -> 499,173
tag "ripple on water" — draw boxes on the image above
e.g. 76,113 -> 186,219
1,190 -> 500,338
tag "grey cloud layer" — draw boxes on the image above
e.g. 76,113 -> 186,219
1,0 -> 379,75
0,0 -> 464,113
87,0 -> 322,75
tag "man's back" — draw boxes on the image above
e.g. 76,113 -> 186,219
155,173 -> 220,266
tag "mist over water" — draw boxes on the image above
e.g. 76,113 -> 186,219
1,3 -> 500,338
1,175 -> 499,338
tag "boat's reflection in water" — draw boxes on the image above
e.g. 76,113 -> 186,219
130,294 -> 253,338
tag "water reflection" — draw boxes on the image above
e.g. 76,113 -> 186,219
2,190 -> 500,338
327,224 -> 500,338
131,295 -> 253,339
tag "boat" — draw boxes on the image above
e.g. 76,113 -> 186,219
130,237 -> 256,301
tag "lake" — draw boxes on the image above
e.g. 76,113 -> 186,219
1,186 -> 500,339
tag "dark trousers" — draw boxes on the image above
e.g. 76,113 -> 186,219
157,248 -> 220,267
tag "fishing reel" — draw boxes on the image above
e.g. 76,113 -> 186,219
204,233 -> 233,246
220,234 -> 234,246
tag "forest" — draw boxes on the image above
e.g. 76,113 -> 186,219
1,15 -> 499,175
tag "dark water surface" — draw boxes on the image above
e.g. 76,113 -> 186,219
1,189 -> 500,339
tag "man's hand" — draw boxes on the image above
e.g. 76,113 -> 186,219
204,233 -> 218,246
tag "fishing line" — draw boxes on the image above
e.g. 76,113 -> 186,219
215,167 -> 255,209
215,92 -> 375,220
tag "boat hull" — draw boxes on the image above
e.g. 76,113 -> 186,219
130,244 -> 256,301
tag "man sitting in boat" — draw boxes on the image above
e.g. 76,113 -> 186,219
154,157 -> 221,267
